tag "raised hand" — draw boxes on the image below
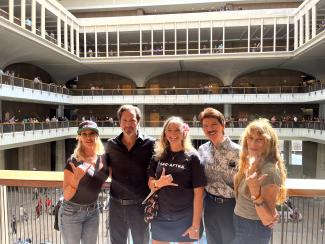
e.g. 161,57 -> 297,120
246,171 -> 268,198
156,168 -> 178,188
69,162 -> 91,187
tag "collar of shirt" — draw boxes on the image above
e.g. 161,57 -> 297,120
115,131 -> 145,145
210,135 -> 232,152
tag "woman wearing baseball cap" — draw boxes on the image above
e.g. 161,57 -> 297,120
59,120 -> 110,244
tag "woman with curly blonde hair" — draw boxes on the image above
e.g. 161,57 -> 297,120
147,116 -> 207,243
232,118 -> 287,244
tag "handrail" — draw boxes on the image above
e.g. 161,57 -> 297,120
0,121 -> 324,134
1,74 -> 324,96
0,170 -> 323,197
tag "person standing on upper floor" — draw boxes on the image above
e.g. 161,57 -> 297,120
231,119 -> 287,244
198,107 -> 240,244
59,120 -> 110,244
106,104 -> 155,244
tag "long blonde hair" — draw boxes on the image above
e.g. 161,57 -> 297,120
234,118 -> 287,204
72,134 -> 105,161
154,116 -> 195,160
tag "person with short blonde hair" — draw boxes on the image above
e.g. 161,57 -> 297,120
232,118 -> 287,244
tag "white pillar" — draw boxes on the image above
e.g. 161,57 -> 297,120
57,105 -> 64,118
248,20 -> 251,52
64,17 -> 68,50
95,25 -> 98,57
31,0 -> 36,33
71,23 -> 74,54
138,104 -> 145,127
57,15 -> 61,47
21,0 -> 26,28
319,103 -> 325,119
223,104 -> 232,119
294,19 -> 298,49
55,140 -> 66,171
41,3 -> 45,38
260,19 -> 264,52
305,10 -> 310,42
273,18 -> 276,52
299,16 -> 304,46
76,25 -> 80,57
9,0 -> 14,22
312,5 -> 316,38
0,100 -> 2,122
283,140 -> 292,166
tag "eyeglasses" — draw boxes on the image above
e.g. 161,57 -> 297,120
80,132 -> 97,138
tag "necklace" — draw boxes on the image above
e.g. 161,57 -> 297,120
170,151 -> 180,162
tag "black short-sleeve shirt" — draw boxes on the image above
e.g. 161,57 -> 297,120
148,149 -> 207,214
105,132 -> 155,200
65,154 -> 110,204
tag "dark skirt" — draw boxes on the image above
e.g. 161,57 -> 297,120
151,208 -> 203,242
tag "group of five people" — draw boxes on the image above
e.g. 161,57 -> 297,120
59,104 -> 286,244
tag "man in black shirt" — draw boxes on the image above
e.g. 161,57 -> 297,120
106,105 -> 155,244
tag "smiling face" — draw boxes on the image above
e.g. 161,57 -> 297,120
202,117 -> 225,145
246,129 -> 267,159
79,129 -> 98,148
165,122 -> 184,149
119,110 -> 139,137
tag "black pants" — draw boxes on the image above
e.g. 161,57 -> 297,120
109,199 -> 149,244
204,195 -> 236,244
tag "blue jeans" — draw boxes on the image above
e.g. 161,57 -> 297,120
59,201 -> 99,244
109,199 -> 149,244
231,214 -> 272,244
204,195 -> 236,244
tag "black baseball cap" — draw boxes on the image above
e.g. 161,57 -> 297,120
77,120 -> 99,135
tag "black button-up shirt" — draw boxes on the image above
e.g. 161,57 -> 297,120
106,132 -> 155,200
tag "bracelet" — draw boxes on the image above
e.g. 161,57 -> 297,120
153,180 -> 158,189
250,188 -> 261,201
254,200 -> 265,207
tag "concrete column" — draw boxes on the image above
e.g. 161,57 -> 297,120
0,100 -> 2,122
316,143 -> 325,179
57,15 -> 61,47
41,3 -> 45,38
57,105 -> 64,118
283,140 -> 292,166
223,104 -> 232,119
319,103 -> 325,119
0,150 -> 5,169
138,104 -> 145,127
302,141 -> 317,178
21,0 -> 26,28
18,144 -> 51,170
9,0 -> 14,22
55,140 -> 66,171
31,0 -> 36,33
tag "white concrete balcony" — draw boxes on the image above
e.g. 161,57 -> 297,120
1,121 -> 324,150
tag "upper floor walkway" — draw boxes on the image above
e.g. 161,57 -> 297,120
1,74 -> 325,104
0,0 -> 325,83
1,120 -> 324,150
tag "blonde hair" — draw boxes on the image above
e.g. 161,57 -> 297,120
234,118 -> 287,204
154,116 -> 195,160
72,134 -> 105,161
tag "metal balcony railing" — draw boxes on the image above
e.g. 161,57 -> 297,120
0,171 -> 324,244
0,121 -> 324,136
1,74 -> 325,97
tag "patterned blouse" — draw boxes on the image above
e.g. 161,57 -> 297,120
198,136 -> 240,198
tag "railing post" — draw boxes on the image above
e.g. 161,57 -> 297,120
0,185 -> 9,244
